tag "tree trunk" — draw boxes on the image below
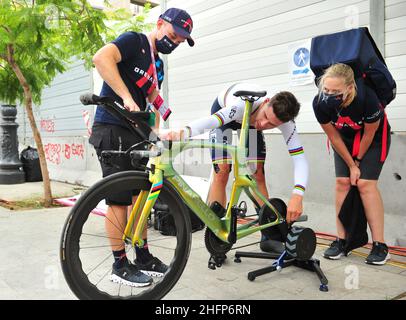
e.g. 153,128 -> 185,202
6,44 -> 53,207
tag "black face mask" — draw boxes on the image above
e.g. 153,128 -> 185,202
155,35 -> 178,54
321,93 -> 344,110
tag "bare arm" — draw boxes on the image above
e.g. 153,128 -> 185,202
92,43 -> 140,111
357,119 -> 380,160
321,123 -> 356,168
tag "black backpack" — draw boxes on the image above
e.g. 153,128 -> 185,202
310,27 -> 396,106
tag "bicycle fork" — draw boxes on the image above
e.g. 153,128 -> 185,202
122,168 -> 163,247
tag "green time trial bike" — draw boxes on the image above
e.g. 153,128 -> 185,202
60,90 -> 314,300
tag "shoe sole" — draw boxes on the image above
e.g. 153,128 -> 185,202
365,254 -> 391,265
109,274 -> 153,287
323,251 -> 352,260
140,270 -> 165,278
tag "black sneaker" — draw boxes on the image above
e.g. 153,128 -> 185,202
365,242 -> 391,265
110,260 -> 153,287
323,238 -> 350,260
136,256 -> 168,277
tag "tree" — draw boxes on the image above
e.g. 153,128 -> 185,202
0,0 -> 152,206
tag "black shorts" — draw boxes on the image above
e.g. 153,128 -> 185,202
209,99 -> 266,171
334,132 -> 391,181
89,123 -> 148,206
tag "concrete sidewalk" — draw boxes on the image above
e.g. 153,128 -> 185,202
0,181 -> 87,202
0,181 -> 405,300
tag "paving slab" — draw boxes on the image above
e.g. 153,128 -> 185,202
0,181 -> 87,202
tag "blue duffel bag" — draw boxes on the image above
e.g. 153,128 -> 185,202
310,27 -> 396,106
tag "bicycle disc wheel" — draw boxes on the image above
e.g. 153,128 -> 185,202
60,171 -> 191,300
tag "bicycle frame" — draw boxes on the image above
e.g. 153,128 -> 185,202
124,98 -> 285,247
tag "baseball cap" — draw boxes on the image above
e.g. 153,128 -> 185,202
159,8 -> 194,47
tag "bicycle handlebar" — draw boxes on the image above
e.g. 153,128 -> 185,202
131,150 -> 162,159
80,93 -> 102,105
80,93 -> 158,143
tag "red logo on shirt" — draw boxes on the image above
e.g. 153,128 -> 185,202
334,116 -> 362,130
135,63 -> 157,94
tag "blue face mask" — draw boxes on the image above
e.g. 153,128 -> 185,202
321,92 -> 344,109
155,35 -> 178,54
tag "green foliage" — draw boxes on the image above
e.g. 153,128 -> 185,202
0,0 -> 152,105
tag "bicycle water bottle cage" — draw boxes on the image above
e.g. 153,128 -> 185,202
233,90 -> 267,102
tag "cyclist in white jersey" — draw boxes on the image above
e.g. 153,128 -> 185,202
164,83 -> 309,224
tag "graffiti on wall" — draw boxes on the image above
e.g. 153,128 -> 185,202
44,142 -> 85,165
40,118 -> 56,133
44,143 -> 62,165
64,143 -> 85,160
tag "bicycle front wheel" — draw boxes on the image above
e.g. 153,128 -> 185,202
60,171 -> 192,300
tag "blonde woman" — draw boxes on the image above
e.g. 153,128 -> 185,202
312,63 -> 391,265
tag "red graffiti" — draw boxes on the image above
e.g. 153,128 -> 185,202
44,143 -> 85,165
44,143 -> 62,165
71,144 -> 84,159
64,143 -> 85,160
64,144 -> 71,160
40,119 -> 55,133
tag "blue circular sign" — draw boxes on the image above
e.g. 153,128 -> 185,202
293,47 -> 310,67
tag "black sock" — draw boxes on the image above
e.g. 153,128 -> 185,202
135,239 -> 153,263
113,249 -> 127,268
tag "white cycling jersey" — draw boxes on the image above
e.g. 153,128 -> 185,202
185,83 -> 309,196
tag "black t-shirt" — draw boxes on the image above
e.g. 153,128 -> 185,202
94,32 -> 164,125
313,85 -> 385,142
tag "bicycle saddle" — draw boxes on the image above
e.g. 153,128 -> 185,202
233,90 -> 267,98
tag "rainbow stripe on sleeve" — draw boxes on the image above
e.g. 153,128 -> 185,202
213,113 -> 225,126
294,184 -> 306,193
289,147 -> 304,156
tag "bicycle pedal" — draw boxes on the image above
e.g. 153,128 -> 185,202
237,201 -> 247,218
236,212 -> 246,219
208,254 -> 226,270
208,256 -> 218,270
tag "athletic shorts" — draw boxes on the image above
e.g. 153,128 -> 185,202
209,99 -> 266,171
333,132 -> 391,180
89,123 -> 149,206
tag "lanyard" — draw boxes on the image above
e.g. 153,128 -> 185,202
147,35 -> 159,89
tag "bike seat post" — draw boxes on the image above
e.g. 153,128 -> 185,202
234,98 -> 254,177
231,90 -> 266,178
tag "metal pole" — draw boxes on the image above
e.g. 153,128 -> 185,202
370,0 -> 385,56
0,105 -> 25,184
